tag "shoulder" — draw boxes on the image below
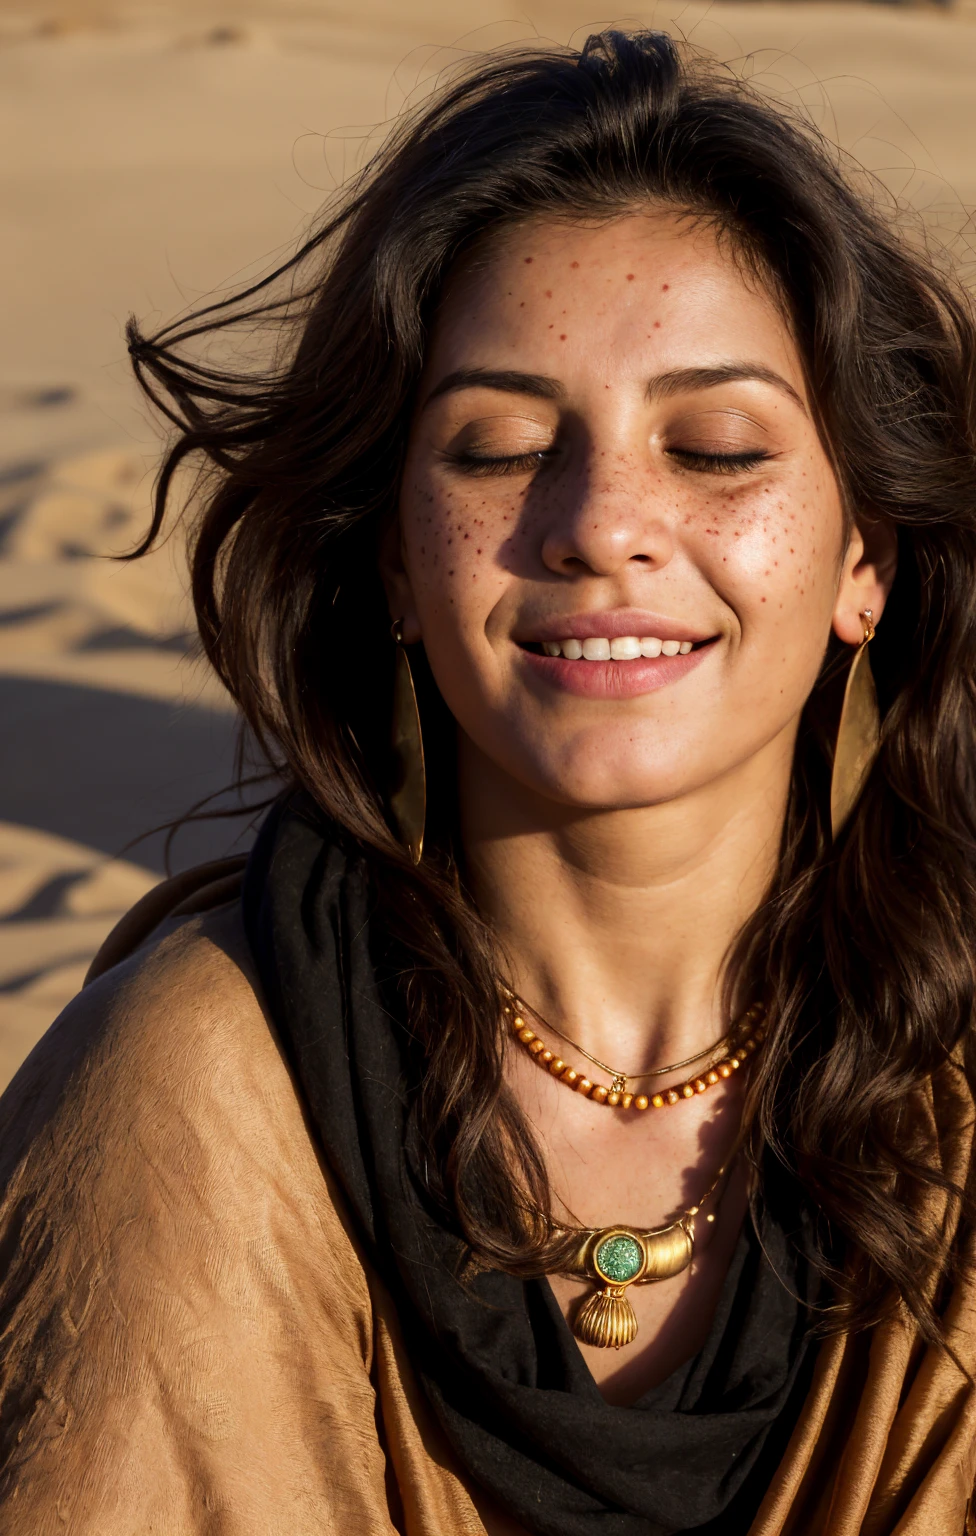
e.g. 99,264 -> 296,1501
0,893 -> 384,1530
0,891 -> 363,1282
1,893 -> 280,1174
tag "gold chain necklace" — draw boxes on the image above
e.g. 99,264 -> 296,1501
507,986 -> 731,1082
502,988 -> 765,1109
557,1161 -> 731,1349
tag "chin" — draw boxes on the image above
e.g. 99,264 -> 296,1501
530,749 -> 697,813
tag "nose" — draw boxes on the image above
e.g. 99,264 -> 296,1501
539,449 -> 675,578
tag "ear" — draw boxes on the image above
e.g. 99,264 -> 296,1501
377,511 -> 422,644
832,514 -> 898,645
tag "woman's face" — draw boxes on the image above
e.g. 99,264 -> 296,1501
384,211 -> 891,812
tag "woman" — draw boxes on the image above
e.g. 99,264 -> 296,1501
0,28 -> 974,1535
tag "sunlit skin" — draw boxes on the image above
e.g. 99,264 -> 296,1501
381,211 -> 896,1410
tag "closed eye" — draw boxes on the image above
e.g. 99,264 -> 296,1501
667,449 -> 772,474
443,449 -> 557,478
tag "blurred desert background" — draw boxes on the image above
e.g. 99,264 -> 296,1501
2,0 -> 975,1088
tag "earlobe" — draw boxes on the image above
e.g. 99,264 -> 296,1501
377,513 -> 422,643
832,515 -> 898,646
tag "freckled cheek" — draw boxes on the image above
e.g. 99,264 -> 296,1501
401,484 -> 513,603
693,486 -> 837,617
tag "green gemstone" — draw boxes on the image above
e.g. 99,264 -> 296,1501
595,1234 -> 643,1284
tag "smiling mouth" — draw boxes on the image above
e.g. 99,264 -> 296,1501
522,634 -> 706,661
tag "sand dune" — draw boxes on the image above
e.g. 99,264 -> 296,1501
3,0 -> 976,1088
0,820 -> 157,1086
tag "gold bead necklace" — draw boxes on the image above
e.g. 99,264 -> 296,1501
502,988 -> 765,1110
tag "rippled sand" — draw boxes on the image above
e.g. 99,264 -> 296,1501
2,0 -> 975,1086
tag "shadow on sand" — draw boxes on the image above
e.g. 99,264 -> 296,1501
3,674 -> 266,872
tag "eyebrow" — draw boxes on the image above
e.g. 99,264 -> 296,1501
421,367 -> 563,410
646,364 -> 807,413
420,361 -> 806,413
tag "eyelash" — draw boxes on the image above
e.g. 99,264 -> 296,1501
444,450 -> 555,478
667,449 -> 771,474
444,448 -> 771,478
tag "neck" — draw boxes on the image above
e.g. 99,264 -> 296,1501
459,731 -> 794,1072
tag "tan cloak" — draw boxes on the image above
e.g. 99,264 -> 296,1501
0,863 -> 974,1535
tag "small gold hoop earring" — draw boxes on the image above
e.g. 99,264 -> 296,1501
829,608 -> 880,840
390,619 -> 426,863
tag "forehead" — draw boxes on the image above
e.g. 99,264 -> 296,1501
427,210 -> 803,391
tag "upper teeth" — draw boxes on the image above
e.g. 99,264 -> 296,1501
542,637 -> 694,660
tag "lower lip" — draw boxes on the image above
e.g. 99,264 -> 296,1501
518,644 -> 713,699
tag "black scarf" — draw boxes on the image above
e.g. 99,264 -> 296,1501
242,799 -> 822,1536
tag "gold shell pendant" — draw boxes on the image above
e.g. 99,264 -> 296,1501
575,1286 -> 639,1349
572,1223 -> 694,1350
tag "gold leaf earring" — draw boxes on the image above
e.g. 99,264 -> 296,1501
830,609 -> 880,840
390,619 -> 426,863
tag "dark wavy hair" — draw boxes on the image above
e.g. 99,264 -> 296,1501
127,29 -> 976,1345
